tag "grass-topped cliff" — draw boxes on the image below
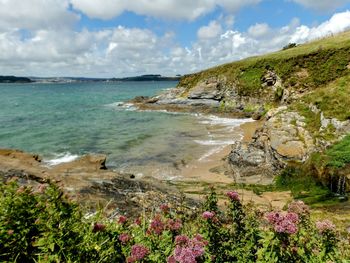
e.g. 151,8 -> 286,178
173,31 -> 350,202
178,30 -> 350,98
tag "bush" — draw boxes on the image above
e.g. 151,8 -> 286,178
282,43 -> 297,50
0,181 -> 347,262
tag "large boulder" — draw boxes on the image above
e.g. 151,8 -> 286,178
228,107 -> 315,184
188,77 -> 224,100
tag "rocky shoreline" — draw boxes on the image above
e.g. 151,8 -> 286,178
0,149 -> 198,216
127,72 -> 350,190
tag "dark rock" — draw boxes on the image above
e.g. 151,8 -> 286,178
131,96 -> 150,103
188,78 -> 224,100
252,107 -> 265,120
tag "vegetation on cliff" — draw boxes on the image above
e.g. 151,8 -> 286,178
1,181 -> 349,262
178,31 -> 350,97
176,31 -> 350,199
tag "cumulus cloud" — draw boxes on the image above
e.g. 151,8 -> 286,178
70,0 -> 261,20
1,0 -> 350,78
197,21 -> 223,39
290,10 -> 350,42
291,0 -> 350,11
0,0 -> 78,31
248,23 -> 271,38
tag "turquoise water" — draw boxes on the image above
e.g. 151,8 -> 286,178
0,81 -> 248,178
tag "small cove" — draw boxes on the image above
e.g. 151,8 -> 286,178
0,81 -> 252,180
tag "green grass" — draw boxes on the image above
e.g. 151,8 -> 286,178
178,30 -> 350,99
274,166 -> 341,207
302,74 -> 350,121
325,135 -> 350,168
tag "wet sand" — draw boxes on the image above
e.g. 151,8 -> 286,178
170,119 -> 292,210
178,119 -> 264,184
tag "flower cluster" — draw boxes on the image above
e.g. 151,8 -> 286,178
167,218 -> 182,231
316,220 -> 336,234
118,215 -> 128,224
266,211 -> 299,234
226,191 -> 240,202
168,234 -> 207,263
288,200 -> 309,217
160,203 -> 170,214
118,233 -> 131,244
148,215 -> 165,235
92,222 -> 106,232
202,211 -> 215,220
127,244 -> 149,263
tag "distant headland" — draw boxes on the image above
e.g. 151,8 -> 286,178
0,74 -> 181,84
0,75 -> 33,83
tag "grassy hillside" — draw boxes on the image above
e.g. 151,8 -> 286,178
178,31 -> 350,97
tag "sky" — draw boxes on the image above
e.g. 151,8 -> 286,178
1,0 -> 350,78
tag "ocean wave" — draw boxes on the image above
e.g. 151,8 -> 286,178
104,101 -> 137,111
194,139 -> 237,146
44,152 -> 79,166
198,115 -> 253,126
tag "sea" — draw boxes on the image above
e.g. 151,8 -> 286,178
0,81 -> 251,179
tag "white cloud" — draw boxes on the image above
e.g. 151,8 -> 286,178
0,0 -> 350,78
248,23 -> 271,38
291,0 -> 350,11
290,10 -> 350,42
0,0 -> 78,31
197,21 -> 223,39
70,0 -> 261,20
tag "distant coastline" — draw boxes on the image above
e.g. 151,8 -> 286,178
0,75 -> 32,83
0,74 -> 181,84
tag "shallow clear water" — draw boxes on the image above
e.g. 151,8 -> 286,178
0,81 -> 249,179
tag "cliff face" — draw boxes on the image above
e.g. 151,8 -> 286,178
162,31 -> 350,189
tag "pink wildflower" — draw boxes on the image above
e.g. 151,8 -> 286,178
226,191 -> 240,202
175,235 -> 190,246
93,222 -> 106,232
7,230 -> 14,235
172,234 -> 207,263
118,233 -> 131,244
149,215 -> 165,235
167,255 -> 177,263
134,217 -> 141,226
160,203 -> 170,213
202,211 -> 215,220
118,215 -> 128,224
316,220 -> 336,234
130,244 -> 149,261
288,200 -> 309,216
167,218 -> 182,231
266,211 -> 299,234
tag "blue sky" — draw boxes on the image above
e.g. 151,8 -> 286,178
0,0 -> 350,77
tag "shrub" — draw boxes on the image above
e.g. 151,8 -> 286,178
0,181 -> 347,262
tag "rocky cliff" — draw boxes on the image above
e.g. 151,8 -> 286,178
132,31 -> 350,191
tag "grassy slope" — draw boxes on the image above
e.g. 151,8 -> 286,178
178,30 -> 350,97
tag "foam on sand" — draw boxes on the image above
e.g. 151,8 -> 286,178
45,153 -> 79,166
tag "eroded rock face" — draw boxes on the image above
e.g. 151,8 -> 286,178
228,107 -> 315,184
188,77 -> 224,100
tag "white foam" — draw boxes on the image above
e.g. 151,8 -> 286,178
45,153 -> 79,166
104,102 -> 137,111
194,139 -> 237,146
199,115 -> 253,127
198,146 -> 225,161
